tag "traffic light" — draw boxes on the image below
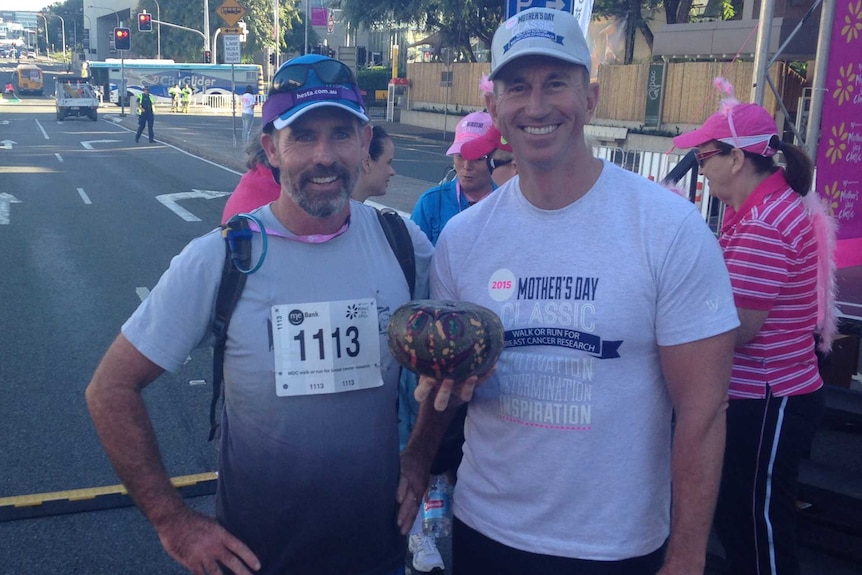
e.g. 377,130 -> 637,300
114,27 -> 131,51
138,12 -> 152,32
204,50 -> 212,63
269,53 -> 275,65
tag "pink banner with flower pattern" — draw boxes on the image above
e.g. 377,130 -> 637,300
816,0 -> 862,268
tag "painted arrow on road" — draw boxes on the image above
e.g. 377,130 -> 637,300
157,190 -> 231,222
0,193 -> 22,225
0,140 -> 16,150
81,140 -> 121,150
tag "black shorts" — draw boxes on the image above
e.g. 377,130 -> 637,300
453,516 -> 665,575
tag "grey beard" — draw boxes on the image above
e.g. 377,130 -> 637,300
288,186 -> 351,218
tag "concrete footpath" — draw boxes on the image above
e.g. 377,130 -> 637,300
107,107 -> 862,575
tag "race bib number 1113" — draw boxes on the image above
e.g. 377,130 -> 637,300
271,299 -> 382,397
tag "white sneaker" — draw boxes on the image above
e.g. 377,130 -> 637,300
408,533 -> 445,573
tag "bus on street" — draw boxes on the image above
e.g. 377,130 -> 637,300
14,63 -> 43,95
86,60 -> 263,107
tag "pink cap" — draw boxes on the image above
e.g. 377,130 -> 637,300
673,103 -> 779,157
460,125 -> 513,160
446,112 -> 493,155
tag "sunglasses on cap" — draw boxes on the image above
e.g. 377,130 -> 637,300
271,59 -> 356,93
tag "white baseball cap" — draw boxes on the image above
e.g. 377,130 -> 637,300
490,8 -> 591,81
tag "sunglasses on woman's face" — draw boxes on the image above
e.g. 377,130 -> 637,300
695,148 -> 725,167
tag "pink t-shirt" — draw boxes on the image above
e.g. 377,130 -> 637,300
221,164 -> 281,224
720,169 -> 822,399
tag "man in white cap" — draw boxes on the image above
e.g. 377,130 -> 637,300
403,8 -> 739,575
87,54 -> 433,575
410,111 -> 496,245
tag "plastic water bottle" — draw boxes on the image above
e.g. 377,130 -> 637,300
422,474 -> 452,537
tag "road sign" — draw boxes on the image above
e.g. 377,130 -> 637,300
216,0 -> 246,27
505,0 -> 571,19
220,26 -> 243,35
223,34 -> 241,64
504,0 -> 594,35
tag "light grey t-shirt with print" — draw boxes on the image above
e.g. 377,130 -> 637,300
432,161 -> 738,561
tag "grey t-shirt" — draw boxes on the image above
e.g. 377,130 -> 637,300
124,201 -> 432,575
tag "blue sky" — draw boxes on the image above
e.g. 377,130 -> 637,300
0,1 -> 48,13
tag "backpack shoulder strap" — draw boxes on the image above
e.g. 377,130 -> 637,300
209,218 -> 252,441
376,208 -> 416,298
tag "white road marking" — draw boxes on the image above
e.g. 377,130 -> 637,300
156,190 -> 230,222
81,139 -> 120,150
0,193 -> 22,225
34,119 -> 49,139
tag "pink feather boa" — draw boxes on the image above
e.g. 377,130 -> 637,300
713,76 -> 740,115
803,192 -> 839,353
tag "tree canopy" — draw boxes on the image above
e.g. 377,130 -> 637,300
42,0 -> 745,65
128,0 -> 302,62
334,0 -> 502,62
333,0 -> 743,64
42,0 -> 307,63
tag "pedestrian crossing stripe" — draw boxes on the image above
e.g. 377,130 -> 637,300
0,472 -> 217,522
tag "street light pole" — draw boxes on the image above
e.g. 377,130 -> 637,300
37,13 -> 49,57
204,0 -> 210,63
272,0 -> 279,71
50,14 -> 67,67
151,0 -> 161,59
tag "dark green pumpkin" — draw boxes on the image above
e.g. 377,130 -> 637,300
387,300 -> 504,380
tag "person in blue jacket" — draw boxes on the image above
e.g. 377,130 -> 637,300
410,111 -> 496,245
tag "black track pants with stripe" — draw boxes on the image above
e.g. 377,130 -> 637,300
715,387 -> 825,575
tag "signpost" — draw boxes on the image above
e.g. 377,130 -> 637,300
504,0 -> 594,38
216,0 -> 246,147
223,34 -> 241,64
643,61 -> 665,129
506,0 -> 572,19
216,0 -> 246,27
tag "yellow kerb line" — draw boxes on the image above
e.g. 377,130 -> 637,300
0,472 -> 218,508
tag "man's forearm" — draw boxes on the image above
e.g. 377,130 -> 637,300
662,410 -> 726,574
86,339 -> 187,531
404,396 -> 460,465
87,382 -> 186,527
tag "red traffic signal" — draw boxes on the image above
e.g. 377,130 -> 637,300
114,27 -> 131,51
204,50 -> 212,63
138,12 -> 152,32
